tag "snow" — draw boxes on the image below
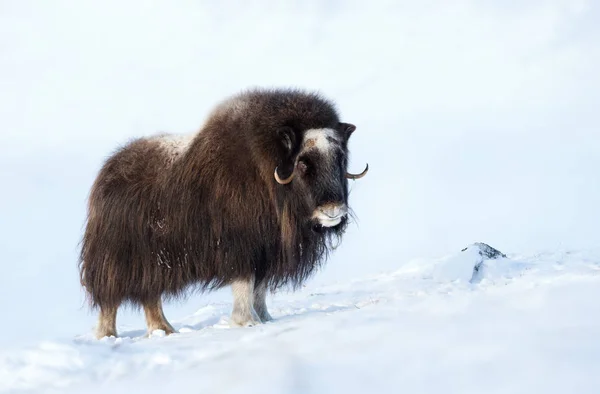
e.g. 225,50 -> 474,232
1,247 -> 599,393
1,0 -> 600,392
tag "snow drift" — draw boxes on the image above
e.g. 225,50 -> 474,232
1,247 -> 599,393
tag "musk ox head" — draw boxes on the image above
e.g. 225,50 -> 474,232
273,121 -> 368,232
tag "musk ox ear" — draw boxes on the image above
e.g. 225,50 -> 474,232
274,126 -> 299,184
338,122 -> 356,139
277,126 -> 297,154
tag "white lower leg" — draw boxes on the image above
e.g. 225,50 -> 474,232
230,276 -> 261,327
96,306 -> 118,339
253,279 -> 273,322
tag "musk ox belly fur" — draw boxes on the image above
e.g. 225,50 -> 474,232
78,88 -> 364,312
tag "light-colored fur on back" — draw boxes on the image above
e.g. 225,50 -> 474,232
151,133 -> 195,162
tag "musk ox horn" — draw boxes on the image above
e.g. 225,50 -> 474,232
346,163 -> 369,180
274,166 -> 295,184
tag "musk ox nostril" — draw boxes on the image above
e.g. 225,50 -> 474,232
318,204 -> 348,219
320,208 -> 339,218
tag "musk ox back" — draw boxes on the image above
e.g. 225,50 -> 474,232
79,88 -> 368,338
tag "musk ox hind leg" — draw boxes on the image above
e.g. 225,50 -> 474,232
253,279 -> 273,322
143,298 -> 176,336
96,306 -> 118,339
230,276 -> 262,327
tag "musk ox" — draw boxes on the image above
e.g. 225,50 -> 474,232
78,88 -> 368,339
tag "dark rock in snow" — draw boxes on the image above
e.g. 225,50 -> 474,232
462,242 -> 506,259
461,243 -> 507,283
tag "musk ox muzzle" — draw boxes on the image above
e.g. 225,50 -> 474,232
312,202 -> 348,227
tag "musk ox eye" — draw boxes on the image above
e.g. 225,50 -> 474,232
297,160 -> 308,174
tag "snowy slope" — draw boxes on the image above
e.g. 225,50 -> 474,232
2,246 -> 599,394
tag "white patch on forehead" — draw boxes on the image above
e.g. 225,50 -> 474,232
302,128 -> 339,154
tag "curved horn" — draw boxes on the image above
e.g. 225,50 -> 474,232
274,166 -> 295,185
346,163 -> 369,180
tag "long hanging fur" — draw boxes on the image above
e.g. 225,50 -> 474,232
78,88 -> 351,310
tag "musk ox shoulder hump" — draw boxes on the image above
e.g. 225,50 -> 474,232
206,94 -> 250,120
207,87 -> 340,124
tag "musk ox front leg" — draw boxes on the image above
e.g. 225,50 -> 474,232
143,298 -> 176,336
253,279 -> 273,322
230,276 -> 262,327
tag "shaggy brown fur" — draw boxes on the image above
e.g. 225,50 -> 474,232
78,88 -> 363,335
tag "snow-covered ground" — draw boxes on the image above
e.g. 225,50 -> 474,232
2,0 -> 600,393
2,245 -> 599,393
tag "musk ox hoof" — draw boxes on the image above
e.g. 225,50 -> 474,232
229,319 -> 261,328
146,328 -> 176,338
257,311 -> 273,322
95,332 -> 117,340
230,309 -> 262,328
146,325 -> 176,337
